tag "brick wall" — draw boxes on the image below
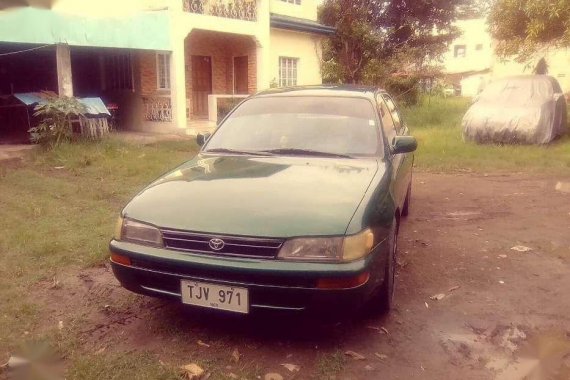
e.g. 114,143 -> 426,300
134,31 -> 258,120
139,51 -> 157,97
185,30 -> 257,118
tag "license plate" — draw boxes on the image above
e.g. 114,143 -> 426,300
180,280 -> 249,314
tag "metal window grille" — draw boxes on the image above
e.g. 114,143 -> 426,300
279,57 -> 298,87
157,53 -> 171,90
103,53 -> 133,91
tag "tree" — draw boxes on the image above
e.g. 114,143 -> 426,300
319,0 -> 461,85
489,0 -> 570,60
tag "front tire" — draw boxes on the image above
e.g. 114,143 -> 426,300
376,217 -> 399,313
402,184 -> 411,217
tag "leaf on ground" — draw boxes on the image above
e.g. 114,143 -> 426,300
511,245 -> 532,252
264,373 -> 283,380
180,363 -> 204,380
448,285 -> 460,292
430,293 -> 445,301
231,348 -> 240,363
375,353 -> 388,360
280,363 -> 300,372
197,340 -> 210,348
345,350 -> 366,360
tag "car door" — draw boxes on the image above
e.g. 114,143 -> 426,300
376,93 -> 405,210
382,93 -> 413,210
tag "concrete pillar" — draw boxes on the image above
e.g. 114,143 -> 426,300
255,0 -> 271,91
56,44 -> 73,97
170,35 -> 188,129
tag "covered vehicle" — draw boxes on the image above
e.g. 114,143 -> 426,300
462,75 -> 567,144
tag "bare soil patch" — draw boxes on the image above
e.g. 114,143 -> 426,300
30,172 -> 570,379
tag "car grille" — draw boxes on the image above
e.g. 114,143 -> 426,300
160,229 -> 284,259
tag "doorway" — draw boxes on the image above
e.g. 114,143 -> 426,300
233,56 -> 248,95
191,55 -> 212,118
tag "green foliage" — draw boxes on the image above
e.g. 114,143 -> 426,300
490,0 -> 570,60
385,76 -> 421,106
29,94 -> 86,147
319,0 -> 460,85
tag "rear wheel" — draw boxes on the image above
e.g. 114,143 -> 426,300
376,217 -> 399,313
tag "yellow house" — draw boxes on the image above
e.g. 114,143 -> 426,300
0,0 -> 334,137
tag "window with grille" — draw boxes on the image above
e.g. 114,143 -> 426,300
102,53 -> 133,91
156,53 -> 171,90
281,0 -> 301,4
279,57 -> 298,87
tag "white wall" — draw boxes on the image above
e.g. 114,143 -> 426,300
269,0 -> 318,21
269,29 -> 322,86
442,18 -> 493,74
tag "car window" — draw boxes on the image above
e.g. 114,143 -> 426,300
205,96 -> 383,157
382,94 -> 403,134
376,94 -> 397,144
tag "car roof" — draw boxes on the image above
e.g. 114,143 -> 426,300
255,85 -> 385,100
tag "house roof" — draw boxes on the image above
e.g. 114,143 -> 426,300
270,14 -> 335,36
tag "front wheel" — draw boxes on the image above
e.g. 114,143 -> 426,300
373,218 -> 399,313
402,184 -> 411,217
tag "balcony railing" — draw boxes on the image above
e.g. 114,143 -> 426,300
183,0 -> 257,22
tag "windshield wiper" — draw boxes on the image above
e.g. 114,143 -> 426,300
204,148 -> 274,156
260,148 -> 353,158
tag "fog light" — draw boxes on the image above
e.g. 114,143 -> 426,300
317,272 -> 370,289
111,253 -> 131,266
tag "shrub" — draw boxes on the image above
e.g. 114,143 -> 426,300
29,94 -> 86,147
385,76 -> 420,106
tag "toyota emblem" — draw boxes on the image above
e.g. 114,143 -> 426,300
209,238 -> 225,251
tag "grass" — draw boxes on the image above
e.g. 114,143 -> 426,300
1,101 -> 569,378
402,96 -> 570,174
0,137 -> 199,376
316,350 -> 346,379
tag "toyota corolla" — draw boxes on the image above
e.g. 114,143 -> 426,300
110,86 -> 417,317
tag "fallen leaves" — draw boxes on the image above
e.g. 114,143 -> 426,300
430,293 -> 445,301
375,353 -> 388,360
231,348 -> 241,363
197,340 -> 210,348
180,363 -> 204,380
264,373 -> 283,380
280,363 -> 300,372
345,350 -> 366,360
511,245 -> 532,252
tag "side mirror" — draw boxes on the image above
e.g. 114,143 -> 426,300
197,132 -> 211,147
391,136 -> 417,154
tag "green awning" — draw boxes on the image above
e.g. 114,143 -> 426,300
0,7 -> 171,51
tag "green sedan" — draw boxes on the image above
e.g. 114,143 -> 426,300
110,85 -> 417,318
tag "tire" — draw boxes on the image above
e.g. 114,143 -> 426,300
402,184 -> 411,217
374,217 -> 399,313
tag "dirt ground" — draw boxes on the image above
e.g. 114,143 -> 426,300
32,172 -> 570,379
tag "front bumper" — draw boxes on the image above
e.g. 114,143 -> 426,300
109,239 -> 389,316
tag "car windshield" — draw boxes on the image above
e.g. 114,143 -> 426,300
204,96 -> 381,157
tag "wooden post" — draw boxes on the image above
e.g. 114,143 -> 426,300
56,44 -> 73,97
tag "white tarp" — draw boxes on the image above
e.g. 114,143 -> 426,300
462,75 -> 567,144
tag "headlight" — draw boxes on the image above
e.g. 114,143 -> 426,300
117,218 -> 163,247
278,229 -> 375,262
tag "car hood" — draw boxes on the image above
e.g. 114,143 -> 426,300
123,154 -> 380,238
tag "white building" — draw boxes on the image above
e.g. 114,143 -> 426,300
0,0 -> 334,137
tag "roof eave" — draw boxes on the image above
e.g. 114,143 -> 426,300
270,15 -> 335,36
